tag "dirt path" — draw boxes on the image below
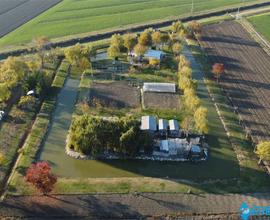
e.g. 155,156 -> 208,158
0,193 -> 270,219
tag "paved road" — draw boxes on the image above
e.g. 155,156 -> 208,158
0,193 -> 270,219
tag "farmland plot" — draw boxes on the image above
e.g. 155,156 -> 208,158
143,92 -> 181,110
89,82 -> 140,109
0,0 -> 61,38
200,21 -> 270,143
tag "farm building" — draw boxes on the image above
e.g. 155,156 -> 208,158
143,83 -> 176,93
129,49 -> 165,61
153,138 -> 192,157
158,119 -> 168,135
169,119 -> 180,137
141,116 -> 157,132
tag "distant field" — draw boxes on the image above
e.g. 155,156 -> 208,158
0,0 -> 261,47
0,0 -> 61,38
248,13 -> 270,41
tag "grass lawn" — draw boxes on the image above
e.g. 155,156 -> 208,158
0,0 -> 262,47
248,12 -> 270,41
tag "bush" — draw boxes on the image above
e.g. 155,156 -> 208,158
18,96 -> 36,110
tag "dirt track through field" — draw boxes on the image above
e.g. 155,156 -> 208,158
0,0 -> 61,38
200,21 -> 270,143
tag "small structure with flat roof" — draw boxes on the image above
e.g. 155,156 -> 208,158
158,119 -> 168,136
169,119 -> 180,137
141,116 -> 157,133
143,83 -> 176,93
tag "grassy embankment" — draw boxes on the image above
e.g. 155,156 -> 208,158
0,0 -> 263,47
7,60 -> 70,195
248,12 -> 270,41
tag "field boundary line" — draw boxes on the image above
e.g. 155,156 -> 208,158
239,18 -> 270,56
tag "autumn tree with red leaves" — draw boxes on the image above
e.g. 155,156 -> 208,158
212,63 -> 225,83
26,162 -> 57,195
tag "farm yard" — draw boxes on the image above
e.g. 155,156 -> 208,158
0,0 -> 62,38
0,0 -> 263,47
248,12 -> 270,41
200,21 -> 270,144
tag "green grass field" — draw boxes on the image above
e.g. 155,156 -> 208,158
0,0 -> 261,47
248,13 -> 270,41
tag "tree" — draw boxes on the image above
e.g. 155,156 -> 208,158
179,66 -> 192,78
123,33 -> 137,53
149,58 -> 160,67
138,29 -> 152,47
188,21 -> 201,36
179,75 -> 197,91
108,44 -> 121,60
18,96 -> 36,110
32,36 -> 51,68
0,83 -> 11,102
172,42 -> 183,56
151,31 -> 162,49
181,116 -> 194,137
184,88 -> 200,112
64,44 -> 91,72
111,34 -> 123,48
134,43 -> 148,57
171,21 -> 184,33
0,152 -> 4,165
160,33 -> 170,46
194,107 -> 208,134
26,162 -> 57,195
120,127 -> 139,157
255,141 -> 270,164
212,63 -> 225,83
178,55 -> 190,70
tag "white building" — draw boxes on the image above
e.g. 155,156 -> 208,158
129,49 -> 165,61
169,119 -> 180,136
158,119 -> 168,135
141,116 -> 157,132
143,83 -> 176,93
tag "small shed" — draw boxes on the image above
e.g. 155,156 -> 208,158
169,119 -> 180,137
144,49 -> 165,60
141,116 -> 157,132
129,49 -> 165,60
143,83 -> 176,93
158,119 -> 168,135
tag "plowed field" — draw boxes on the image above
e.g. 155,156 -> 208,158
200,21 -> 270,143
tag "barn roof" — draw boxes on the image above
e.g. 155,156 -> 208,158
159,119 -> 168,130
141,116 -> 157,131
169,119 -> 179,131
143,83 -> 176,93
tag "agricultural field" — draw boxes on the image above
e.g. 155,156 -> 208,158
0,0 -> 61,38
143,92 -> 181,110
248,12 -> 270,41
89,82 -> 140,109
200,21 -> 270,143
0,0 -> 262,47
